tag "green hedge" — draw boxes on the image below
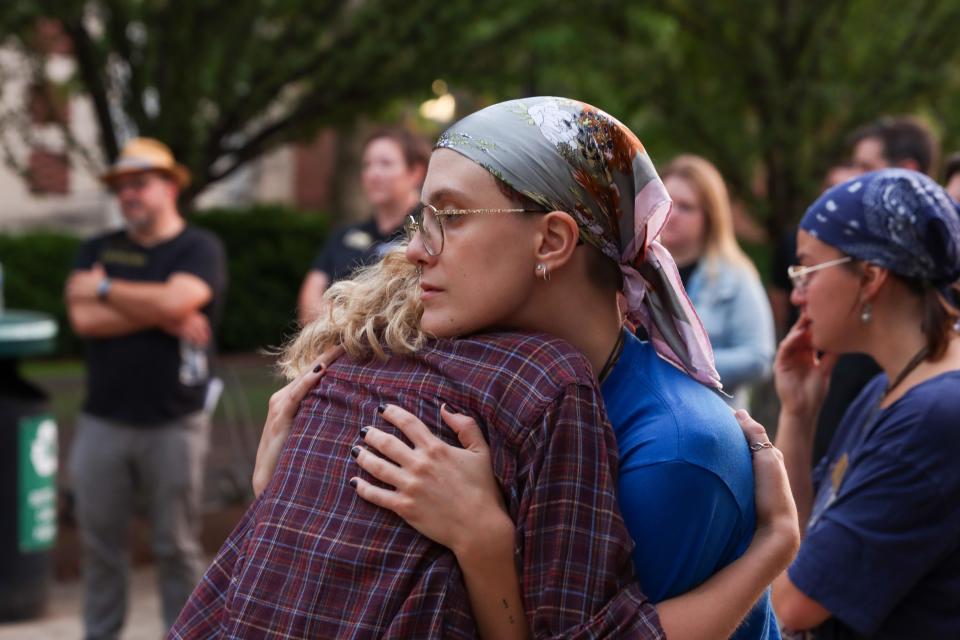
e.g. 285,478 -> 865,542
0,232 -> 82,355
193,206 -> 329,352
1,205 -> 330,356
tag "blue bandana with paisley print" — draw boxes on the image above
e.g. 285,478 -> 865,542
800,169 -> 960,285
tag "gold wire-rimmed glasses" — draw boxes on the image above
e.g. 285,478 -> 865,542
405,203 -> 543,256
787,256 -> 853,290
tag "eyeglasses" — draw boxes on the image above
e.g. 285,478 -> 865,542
405,203 -> 543,256
787,256 -> 853,290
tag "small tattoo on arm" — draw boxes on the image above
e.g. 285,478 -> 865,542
502,599 -> 515,624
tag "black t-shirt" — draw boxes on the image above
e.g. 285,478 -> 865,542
74,227 -> 227,426
311,216 -> 408,283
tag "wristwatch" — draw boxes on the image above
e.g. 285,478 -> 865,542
96,277 -> 112,301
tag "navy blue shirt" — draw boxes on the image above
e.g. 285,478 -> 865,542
789,371 -> 960,638
311,216 -> 407,283
602,332 -> 779,639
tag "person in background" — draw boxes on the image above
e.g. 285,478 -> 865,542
659,154 -> 775,408
848,115 -> 939,175
943,151 -> 960,202
298,128 -> 429,325
772,169 -> 960,638
64,138 -> 227,639
773,116 -> 940,465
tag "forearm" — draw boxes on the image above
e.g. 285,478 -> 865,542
774,410 -> 816,531
657,520 -> 797,640
68,300 -> 157,337
106,279 -> 197,325
453,515 -> 529,640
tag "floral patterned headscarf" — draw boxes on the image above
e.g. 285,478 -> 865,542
437,97 -> 721,389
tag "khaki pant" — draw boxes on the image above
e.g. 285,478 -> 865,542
69,411 -> 210,640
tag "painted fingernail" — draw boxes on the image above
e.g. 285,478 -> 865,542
377,404 -> 386,414
360,426 -> 369,438
350,446 -> 361,459
348,478 -> 358,488
313,364 -> 323,373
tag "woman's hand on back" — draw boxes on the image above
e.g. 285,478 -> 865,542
774,315 -> 836,420
350,404 -> 514,557
252,345 -> 345,497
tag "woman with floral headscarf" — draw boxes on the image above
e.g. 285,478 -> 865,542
252,97 -> 796,639
771,169 -> 960,638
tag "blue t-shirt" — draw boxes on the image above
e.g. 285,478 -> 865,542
788,371 -> 960,638
602,332 -> 779,639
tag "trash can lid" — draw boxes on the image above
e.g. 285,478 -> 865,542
0,310 -> 58,358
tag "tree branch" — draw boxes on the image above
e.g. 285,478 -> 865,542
62,17 -> 118,161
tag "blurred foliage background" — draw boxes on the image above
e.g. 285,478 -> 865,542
3,0 -> 960,352
4,0 -> 960,235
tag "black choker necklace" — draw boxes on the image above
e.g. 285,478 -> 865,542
885,344 -> 930,397
598,331 -> 627,383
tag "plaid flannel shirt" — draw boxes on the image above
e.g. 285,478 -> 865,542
170,331 -> 663,639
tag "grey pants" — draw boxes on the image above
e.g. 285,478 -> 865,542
69,411 -> 210,640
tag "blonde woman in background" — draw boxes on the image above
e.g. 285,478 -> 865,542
660,155 -> 775,407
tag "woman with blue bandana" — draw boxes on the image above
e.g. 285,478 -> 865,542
771,169 -> 960,638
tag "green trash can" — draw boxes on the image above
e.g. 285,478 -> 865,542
0,310 -> 59,621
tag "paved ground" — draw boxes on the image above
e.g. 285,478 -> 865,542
0,565 -> 164,640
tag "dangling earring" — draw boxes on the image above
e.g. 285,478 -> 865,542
860,302 -> 873,324
536,263 -> 550,282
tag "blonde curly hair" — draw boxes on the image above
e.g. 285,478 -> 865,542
277,248 -> 425,379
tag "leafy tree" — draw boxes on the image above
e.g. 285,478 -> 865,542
476,0 -> 960,239
0,0 -> 540,206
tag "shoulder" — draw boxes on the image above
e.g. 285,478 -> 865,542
713,256 -> 762,290
82,229 -> 125,249
328,219 -> 375,242
691,256 -> 759,300
437,331 -> 593,389
608,336 -> 752,494
878,372 -> 960,467
180,225 -> 224,251
425,333 -> 599,444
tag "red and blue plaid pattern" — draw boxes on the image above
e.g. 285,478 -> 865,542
170,332 -> 663,639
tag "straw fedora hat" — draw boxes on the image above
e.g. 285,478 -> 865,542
100,137 -> 191,188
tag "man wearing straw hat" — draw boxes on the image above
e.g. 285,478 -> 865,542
64,138 -> 227,639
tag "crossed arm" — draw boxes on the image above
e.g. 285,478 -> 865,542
65,263 -> 212,343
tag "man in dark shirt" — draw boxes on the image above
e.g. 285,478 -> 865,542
297,128 -> 428,324
64,138 -> 227,639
